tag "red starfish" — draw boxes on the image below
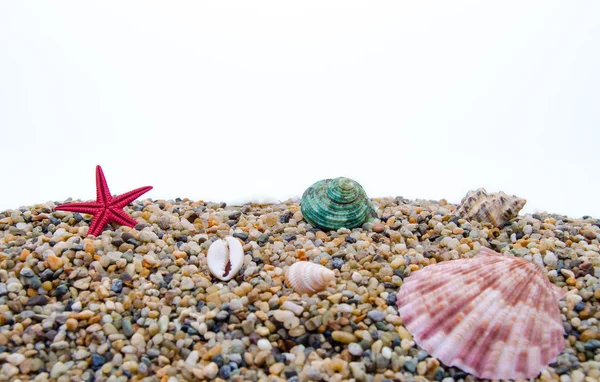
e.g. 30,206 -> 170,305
56,165 -> 152,236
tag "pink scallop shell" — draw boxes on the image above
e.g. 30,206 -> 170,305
396,247 -> 565,380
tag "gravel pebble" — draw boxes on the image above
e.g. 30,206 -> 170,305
0,197 -> 598,381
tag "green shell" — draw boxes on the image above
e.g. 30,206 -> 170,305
301,177 -> 375,231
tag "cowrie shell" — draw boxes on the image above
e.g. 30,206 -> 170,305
207,237 -> 244,281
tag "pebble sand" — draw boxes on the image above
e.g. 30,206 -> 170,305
0,197 -> 599,381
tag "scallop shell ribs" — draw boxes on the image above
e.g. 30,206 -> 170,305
396,247 -> 565,380
285,261 -> 335,295
301,177 -> 374,231
454,187 -> 526,227
207,237 -> 244,281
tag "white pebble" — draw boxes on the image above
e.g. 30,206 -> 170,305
50,362 -> 68,379
158,315 -> 169,333
186,350 -> 199,366
348,343 -> 363,356
273,310 -> 295,322
1,364 -> 18,378
543,252 -> 558,267
7,353 -> 25,365
131,333 -> 146,349
229,299 -> 243,311
203,362 -> 219,379
257,339 -> 272,351
381,346 -> 392,359
282,301 -> 304,316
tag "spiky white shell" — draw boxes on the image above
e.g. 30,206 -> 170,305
285,262 -> 335,295
396,247 -> 565,380
455,188 -> 526,227
207,237 -> 244,281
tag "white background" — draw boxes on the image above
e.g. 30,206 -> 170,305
1,1 -> 599,218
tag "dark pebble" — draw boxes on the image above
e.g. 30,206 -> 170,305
386,293 -> 397,306
181,325 -> 199,336
111,238 -> 124,247
284,370 -> 298,378
233,232 -> 249,241
364,358 -> 375,373
434,368 -> 445,381
40,269 -> 54,282
212,354 -> 224,367
330,258 -> 344,270
554,365 -> 570,375
257,233 -> 270,245
375,322 -> 388,331
121,232 -> 135,242
584,340 -> 600,350
46,330 -> 57,341
111,279 -> 123,293
295,334 -> 309,346
24,276 -> 41,289
91,354 -> 106,369
404,359 -> 417,372
345,236 -> 356,244
283,234 -> 296,242
279,211 -> 292,224
428,234 -> 441,242
308,334 -> 321,349
53,284 -> 68,298
574,302 -> 585,312
229,212 -> 241,220
27,295 -> 49,306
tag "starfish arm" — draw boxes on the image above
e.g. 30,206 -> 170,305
111,186 -> 153,209
55,202 -> 104,215
88,208 -> 109,236
109,208 -> 139,228
96,165 -> 113,205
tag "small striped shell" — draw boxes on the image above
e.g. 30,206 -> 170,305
455,188 -> 526,227
396,247 -> 565,380
301,177 -> 374,231
285,261 -> 335,295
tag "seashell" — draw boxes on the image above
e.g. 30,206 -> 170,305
285,261 -> 335,295
454,187 -> 526,227
207,237 -> 244,281
396,247 -> 565,380
301,177 -> 375,231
